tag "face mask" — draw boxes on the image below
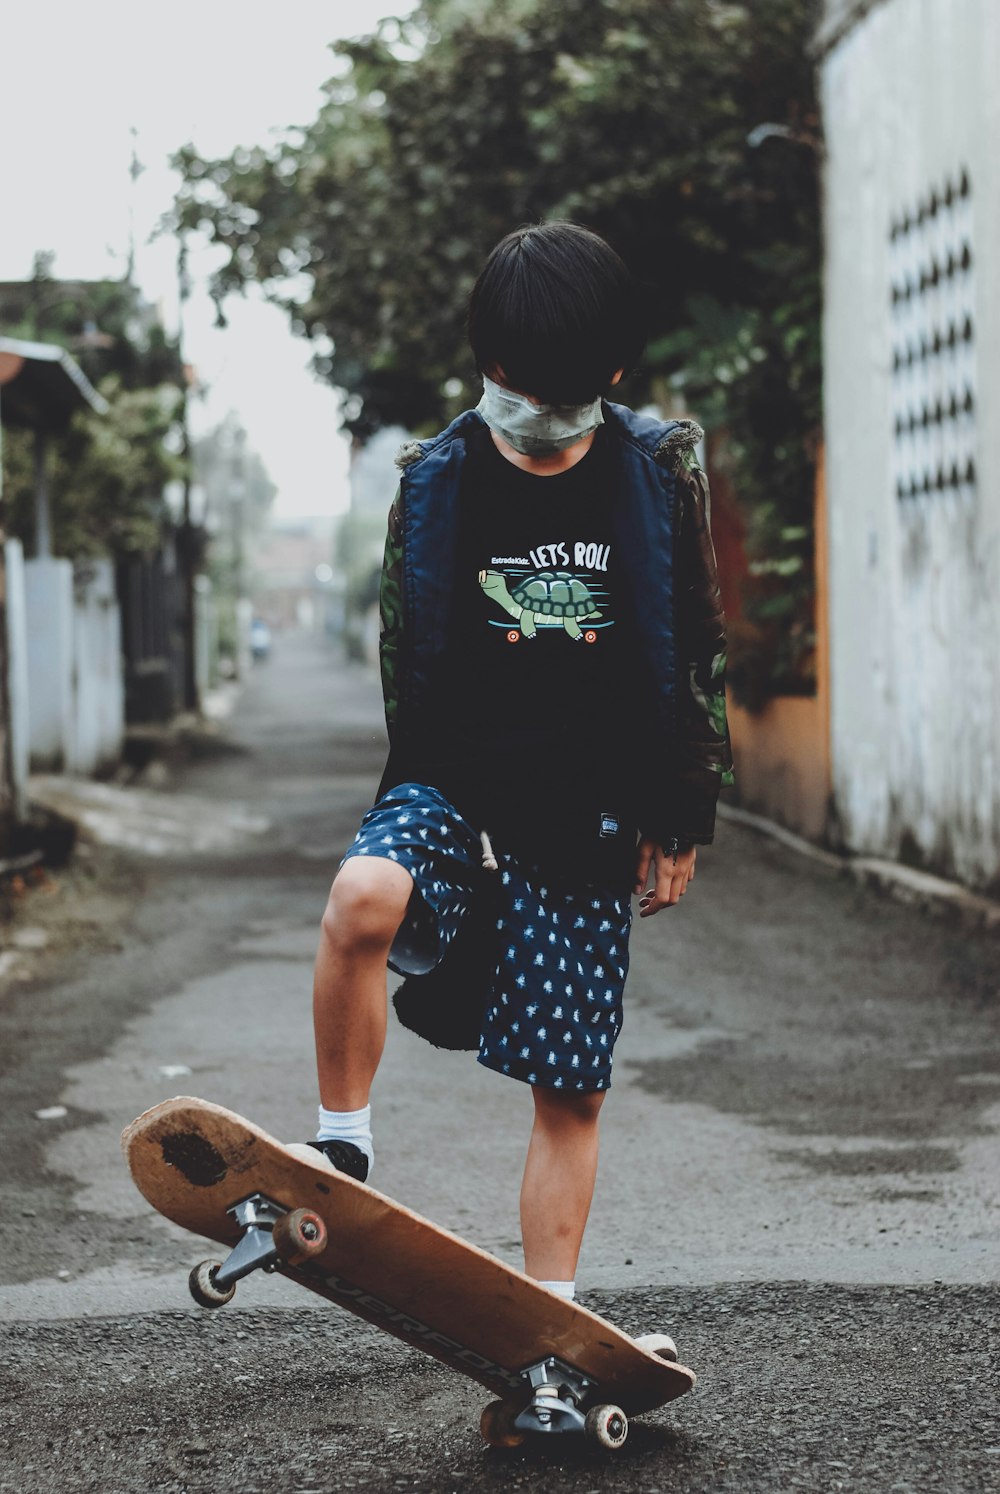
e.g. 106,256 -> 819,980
475,373 -> 604,456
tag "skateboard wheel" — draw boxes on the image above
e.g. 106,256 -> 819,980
634,1332 -> 679,1363
585,1404 -> 629,1450
480,1400 -> 524,1448
188,1260 -> 236,1309
272,1207 -> 328,1262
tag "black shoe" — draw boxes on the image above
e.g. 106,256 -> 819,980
306,1138 -> 370,1183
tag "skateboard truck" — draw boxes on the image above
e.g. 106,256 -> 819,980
481,1357 -> 630,1449
188,1192 -> 328,1308
514,1358 -> 594,1436
212,1195 -> 285,1287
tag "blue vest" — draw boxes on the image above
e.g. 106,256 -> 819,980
380,402 -> 690,815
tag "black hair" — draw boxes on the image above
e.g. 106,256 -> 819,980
466,221 -> 647,405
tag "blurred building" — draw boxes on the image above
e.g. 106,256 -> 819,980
816,0 -> 999,891
248,518 -> 339,634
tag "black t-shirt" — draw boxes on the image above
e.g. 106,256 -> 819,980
408,424 -> 648,883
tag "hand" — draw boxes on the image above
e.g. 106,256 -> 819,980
633,837 -> 697,917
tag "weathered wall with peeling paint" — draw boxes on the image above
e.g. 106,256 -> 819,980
819,0 -> 1000,890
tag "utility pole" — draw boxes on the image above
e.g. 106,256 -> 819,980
126,126 -> 142,286
0,393 -> 16,852
229,423 -> 249,679
176,236 -> 199,711
33,428 -> 52,558
127,126 -> 199,712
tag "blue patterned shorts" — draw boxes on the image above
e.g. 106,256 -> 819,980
341,782 -> 632,1091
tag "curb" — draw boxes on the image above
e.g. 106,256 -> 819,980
717,803 -> 1000,933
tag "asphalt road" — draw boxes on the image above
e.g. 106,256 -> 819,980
1,630 -> 998,1492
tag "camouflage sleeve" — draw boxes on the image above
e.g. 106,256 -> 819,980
648,451 -> 735,846
378,486 -> 405,740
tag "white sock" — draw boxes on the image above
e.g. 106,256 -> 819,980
539,1279 -> 576,1301
317,1103 -> 374,1173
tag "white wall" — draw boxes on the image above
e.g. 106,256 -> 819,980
25,556 -> 124,776
5,541 -> 29,821
194,574 -> 217,698
69,559 -> 124,776
25,556 -> 74,772
819,0 -> 1000,889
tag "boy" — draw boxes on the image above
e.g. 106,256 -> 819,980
297,221 -> 733,1305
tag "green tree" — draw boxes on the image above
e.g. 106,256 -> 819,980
0,263 -> 189,558
192,413 -> 276,595
3,255 -> 186,395
169,0 -> 822,700
2,381 -> 185,558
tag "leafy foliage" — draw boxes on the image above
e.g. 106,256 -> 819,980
169,0 -> 823,700
0,266 -> 188,558
2,382 -> 185,559
2,260 -> 186,396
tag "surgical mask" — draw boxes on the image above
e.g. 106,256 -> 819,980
475,373 -> 604,456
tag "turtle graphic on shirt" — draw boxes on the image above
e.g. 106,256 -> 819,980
478,568 -> 603,642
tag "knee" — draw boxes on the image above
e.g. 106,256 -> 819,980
321,860 -> 412,951
532,1087 -> 605,1130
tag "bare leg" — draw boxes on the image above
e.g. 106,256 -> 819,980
313,857 -> 414,1111
520,1088 -> 605,1282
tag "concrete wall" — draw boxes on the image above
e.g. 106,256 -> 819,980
728,695 -> 831,843
717,446 -> 833,845
25,557 -> 74,772
5,541 -> 29,821
69,559 -> 124,776
194,575 -> 217,698
25,556 -> 124,775
819,0 -> 1000,890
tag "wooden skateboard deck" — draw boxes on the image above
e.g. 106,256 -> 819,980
123,1098 -> 695,1445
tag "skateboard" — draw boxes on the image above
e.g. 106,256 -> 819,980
122,1097 -> 695,1450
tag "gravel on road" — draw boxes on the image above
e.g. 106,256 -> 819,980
2,1284 -> 998,1494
